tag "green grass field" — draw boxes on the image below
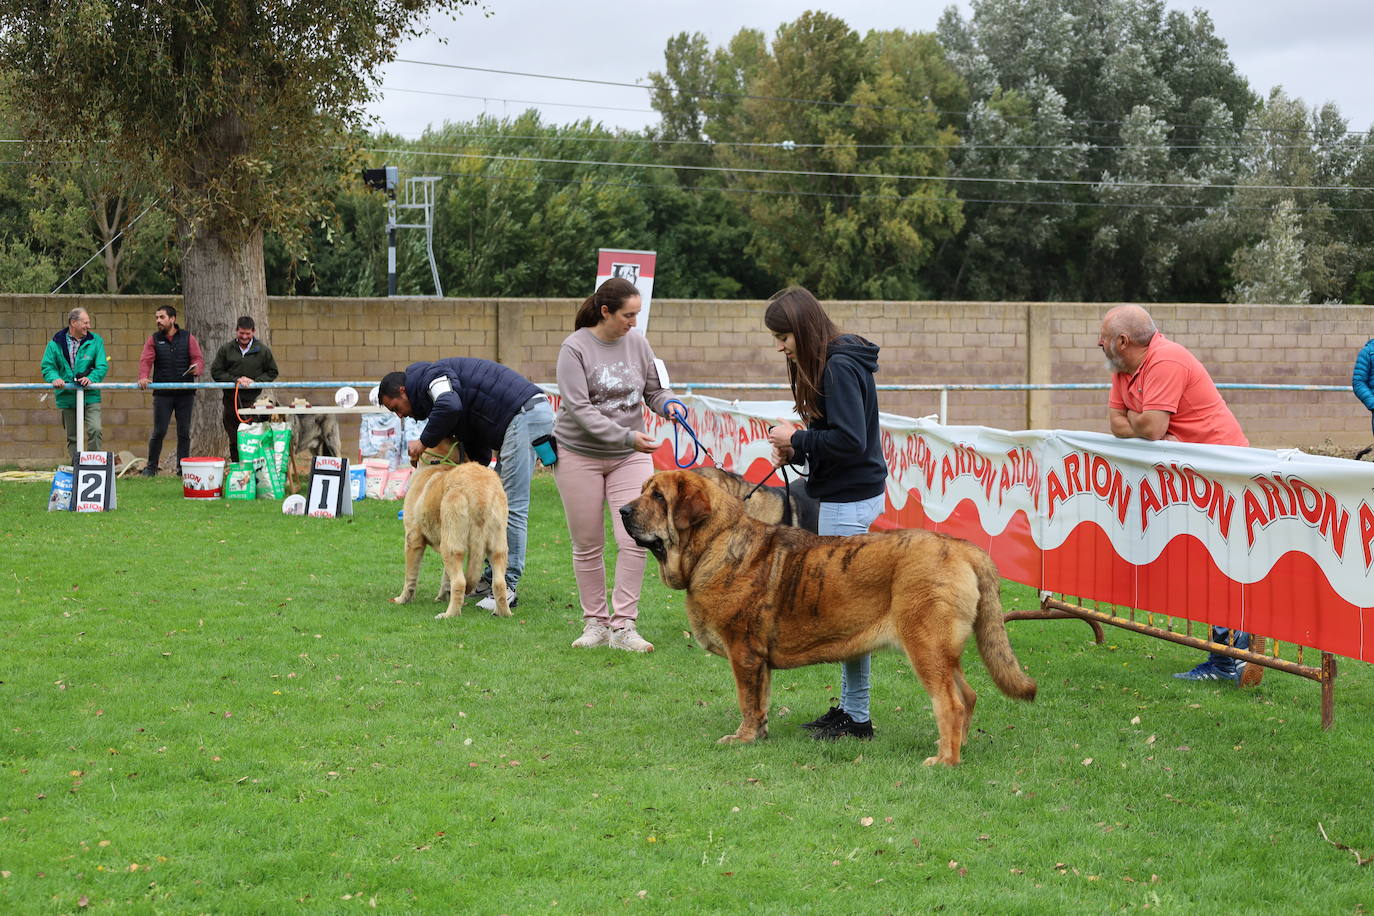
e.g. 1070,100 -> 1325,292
2,473 -> 1371,914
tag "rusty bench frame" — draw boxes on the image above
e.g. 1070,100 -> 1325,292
1005,594 -> 1337,729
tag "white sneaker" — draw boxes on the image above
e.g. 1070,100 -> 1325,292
476,587 -> 517,613
609,624 -> 654,653
571,623 -> 610,648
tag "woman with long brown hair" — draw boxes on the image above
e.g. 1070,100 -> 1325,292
554,277 -> 677,652
765,287 -> 887,740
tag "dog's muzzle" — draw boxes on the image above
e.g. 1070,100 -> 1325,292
619,504 -> 665,561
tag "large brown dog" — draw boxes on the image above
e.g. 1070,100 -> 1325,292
391,457 -> 510,619
620,470 -> 1036,765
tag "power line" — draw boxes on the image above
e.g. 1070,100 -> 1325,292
379,86 -> 657,116
50,198 -> 162,294
388,57 -> 1373,138
413,168 -> 1374,213
360,146 -> 1374,194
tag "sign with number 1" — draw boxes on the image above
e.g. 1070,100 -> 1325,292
306,456 -> 353,518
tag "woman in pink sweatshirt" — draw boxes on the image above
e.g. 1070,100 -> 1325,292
554,278 -> 676,652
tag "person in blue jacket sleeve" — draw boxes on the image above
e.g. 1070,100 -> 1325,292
1352,338 -> 1374,436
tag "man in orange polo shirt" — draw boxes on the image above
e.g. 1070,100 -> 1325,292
1098,305 -> 1259,684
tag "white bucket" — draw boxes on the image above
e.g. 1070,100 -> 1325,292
182,457 -> 227,499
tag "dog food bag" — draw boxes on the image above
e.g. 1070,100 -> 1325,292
363,458 -> 390,499
225,462 -> 257,500
268,422 -> 292,480
48,466 -> 74,511
383,466 -> 411,500
237,423 -> 270,464
258,457 -> 286,500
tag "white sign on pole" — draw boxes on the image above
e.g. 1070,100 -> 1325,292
595,248 -> 657,334
73,451 -> 116,512
306,456 -> 353,518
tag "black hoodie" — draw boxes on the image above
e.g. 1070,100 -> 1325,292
789,334 -> 886,503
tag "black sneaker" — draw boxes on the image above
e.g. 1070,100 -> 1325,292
811,711 -> 874,741
139,467 -> 157,477
801,705 -> 845,731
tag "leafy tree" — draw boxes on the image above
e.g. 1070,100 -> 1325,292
1,0 -> 477,453
650,13 -> 967,299
1229,198 -> 1310,304
934,0 -> 1256,301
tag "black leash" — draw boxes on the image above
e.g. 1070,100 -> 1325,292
743,463 -> 795,527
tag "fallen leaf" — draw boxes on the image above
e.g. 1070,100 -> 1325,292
77,895 -> 89,907
1082,758 -> 1093,766
948,860 -> 959,869
1146,734 -> 1157,745
860,817 -> 875,827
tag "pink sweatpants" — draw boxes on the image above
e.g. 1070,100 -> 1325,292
553,450 -> 655,628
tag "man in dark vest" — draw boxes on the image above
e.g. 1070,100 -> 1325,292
137,304 -> 204,476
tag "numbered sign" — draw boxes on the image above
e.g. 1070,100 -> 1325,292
306,456 -> 353,518
73,451 -> 116,513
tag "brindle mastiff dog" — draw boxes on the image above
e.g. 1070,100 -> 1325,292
391,446 -> 510,620
690,466 -> 819,532
620,470 -> 1036,766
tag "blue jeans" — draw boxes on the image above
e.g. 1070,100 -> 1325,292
494,395 -> 555,589
819,493 -> 886,722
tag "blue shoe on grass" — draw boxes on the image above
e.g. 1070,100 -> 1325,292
1173,659 -> 1243,682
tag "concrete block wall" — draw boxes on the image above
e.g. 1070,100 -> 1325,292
2,294 -> 1371,467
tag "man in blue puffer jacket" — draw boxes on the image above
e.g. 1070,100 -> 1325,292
1352,339 -> 1374,436
378,358 -> 554,612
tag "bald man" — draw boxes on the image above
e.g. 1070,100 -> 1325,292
1096,306 -> 1259,684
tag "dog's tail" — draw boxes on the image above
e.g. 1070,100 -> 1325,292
971,553 -> 1037,701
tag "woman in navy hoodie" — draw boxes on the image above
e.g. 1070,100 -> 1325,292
765,287 -> 887,741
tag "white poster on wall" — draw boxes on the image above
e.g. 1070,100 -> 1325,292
595,248 -> 656,334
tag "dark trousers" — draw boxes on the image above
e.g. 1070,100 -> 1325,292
222,396 -> 245,462
149,392 -> 195,472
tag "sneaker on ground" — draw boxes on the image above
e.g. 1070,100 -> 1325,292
140,467 -> 157,477
571,623 -> 610,648
801,705 -> 845,731
466,580 -> 494,600
609,625 -> 654,653
1172,659 -> 1241,682
810,710 -> 874,741
476,587 -> 517,613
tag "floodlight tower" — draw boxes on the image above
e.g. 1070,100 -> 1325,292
361,166 -> 443,297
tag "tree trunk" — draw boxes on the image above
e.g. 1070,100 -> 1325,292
180,222 -> 269,459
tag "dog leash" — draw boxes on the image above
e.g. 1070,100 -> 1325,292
663,399 -> 717,468
420,441 -> 464,466
742,463 -> 795,527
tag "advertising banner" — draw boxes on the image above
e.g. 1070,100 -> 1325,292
638,394 -> 1374,662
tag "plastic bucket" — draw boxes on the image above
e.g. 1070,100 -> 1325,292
349,465 -> 367,501
182,457 -> 226,499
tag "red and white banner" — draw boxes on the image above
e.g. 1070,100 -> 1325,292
595,249 -> 656,333
637,394 -> 1374,662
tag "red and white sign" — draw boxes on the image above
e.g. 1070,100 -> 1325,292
635,394 -> 1374,663
595,249 -> 656,333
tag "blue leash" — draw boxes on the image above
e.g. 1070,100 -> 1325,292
663,399 -> 715,468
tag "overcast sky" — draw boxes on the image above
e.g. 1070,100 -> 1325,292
364,1 -> 1374,138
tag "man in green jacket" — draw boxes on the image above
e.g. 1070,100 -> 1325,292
210,315 -> 279,462
40,307 -> 109,466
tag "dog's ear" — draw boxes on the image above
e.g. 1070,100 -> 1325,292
671,474 -> 712,531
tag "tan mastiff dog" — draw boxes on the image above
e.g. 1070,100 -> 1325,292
391,451 -> 509,620
620,469 -> 1036,766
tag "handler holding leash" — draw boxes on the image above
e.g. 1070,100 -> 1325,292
378,358 -> 553,612
555,278 -> 677,653
765,287 -> 887,741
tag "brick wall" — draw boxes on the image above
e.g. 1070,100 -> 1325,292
2,295 -> 1370,466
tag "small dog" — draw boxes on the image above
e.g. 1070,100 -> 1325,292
391,443 -> 510,620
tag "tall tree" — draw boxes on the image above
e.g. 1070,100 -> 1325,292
935,0 -> 1256,301
0,0 -> 476,453
649,14 -> 967,298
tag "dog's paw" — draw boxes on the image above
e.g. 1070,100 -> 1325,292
391,594 -> 412,605
490,607 -> 513,618
922,755 -> 957,767
434,610 -> 460,620
716,732 -> 757,745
